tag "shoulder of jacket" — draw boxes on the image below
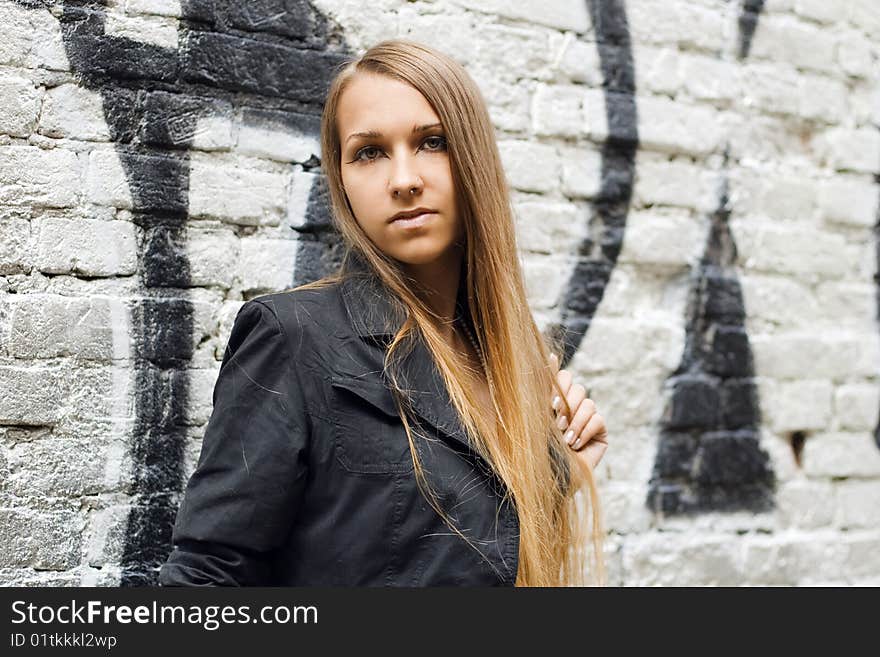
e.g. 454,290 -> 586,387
248,281 -> 343,331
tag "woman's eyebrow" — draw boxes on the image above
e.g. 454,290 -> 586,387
345,122 -> 442,144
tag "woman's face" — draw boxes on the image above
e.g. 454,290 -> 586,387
336,72 -> 462,266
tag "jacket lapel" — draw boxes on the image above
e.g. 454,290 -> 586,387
337,253 -> 472,453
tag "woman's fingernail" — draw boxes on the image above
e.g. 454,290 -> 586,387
552,395 -> 560,410
572,437 -> 582,449
557,415 -> 568,431
564,429 -> 575,445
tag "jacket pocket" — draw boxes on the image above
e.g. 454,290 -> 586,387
329,375 -> 415,475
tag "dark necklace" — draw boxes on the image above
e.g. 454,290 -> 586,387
455,304 -> 485,371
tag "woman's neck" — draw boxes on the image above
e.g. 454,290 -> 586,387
399,248 -> 464,343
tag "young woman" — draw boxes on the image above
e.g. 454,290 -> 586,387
159,39 -> 608,587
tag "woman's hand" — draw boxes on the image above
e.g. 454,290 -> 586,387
549,353 -> 608,471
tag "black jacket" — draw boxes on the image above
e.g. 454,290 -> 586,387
158,258 -> 520,586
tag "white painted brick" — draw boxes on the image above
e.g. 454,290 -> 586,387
470,66 -> 531,133
498,140 -> 560,193
757,378 -> 833,432
679,54 -> 740,104
235,122 -> 318,162
817,175 -> 878,227
0,215 -> 32,275
7,294 -> 130,361
848,0 -> 880,40
474,25 -> 559,81
572,316 -> 682,375
742,534 -> 849,585
521,252 -> 571,310
39,84 -> 111,141
0,366 -> 68,425
0,75 -> 40,138
634,47 -> 681,96
740,62 -> 800,117
86,149 -> 132,209
797,74 -> 848,123
836,30 -> 877,78
749,14 -> 837,74
813,127 -> 880,174
64,366 -> 138,423
730,168 -> 819,222
559,145 -> 601,200
763,2 -> 805,19
185,368 -> 219,426
835,480 -> 880,530
848,81 -> 879,128
628,0 -> 727,53
27,9 -> 69,71
191,113 -> 234,152
598,426 -> 657,483
0,146 -> 80,208
751,333 -> 868,381
739,274 -> 820,328
634,157 -> 716,211
635,96 -> 724,157
186,227 -> 239,288
601,481 -> 651,533
834,384 -> 879,432
532,84 -> 583,138
451,0 -> 589,33
584,372 -> 668,432
555,38 -> 603,87
815,282 -> 876,331
7,435 -> 106,497
794,0 -> 846,24
843,534 -> 880,582
396,9 -> 481,67
776,479 -> 835,529
760,428 -> 801,483
513,200 -> 586,254
582,88 -> 608,142
285,168 -> 320,231
623,534 -> 744,586
803,431 -> 880,478
731,218 -> 854,281
188,153 -> 290,226
617,211 -> 705,268
594,263 -> 690,320
0,509 -> 82,570
125,0 -> 183,17
84,504 -> 129,568
104,12 -> 178,50
34,217 -> 137,277
0,4 -> 31,66
723,113 -> 808,163
238,238 -> 298,292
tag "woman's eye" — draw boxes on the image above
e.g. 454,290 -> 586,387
423,135 -> 447,150
353,136 -> 447,163
355,146 -> 381,162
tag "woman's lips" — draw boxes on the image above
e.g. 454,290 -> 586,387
391,212 -> 436,228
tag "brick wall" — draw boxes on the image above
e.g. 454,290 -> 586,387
1,0 -> 878,586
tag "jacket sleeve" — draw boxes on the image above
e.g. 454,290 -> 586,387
158,299 -> 310,586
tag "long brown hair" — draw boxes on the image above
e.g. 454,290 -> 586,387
295,39 -> 604,586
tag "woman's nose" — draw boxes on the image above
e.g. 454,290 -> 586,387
388,154 -> 423,196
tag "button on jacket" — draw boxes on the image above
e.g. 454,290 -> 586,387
159,256 -> 520,586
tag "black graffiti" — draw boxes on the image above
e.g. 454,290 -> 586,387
736,0 -> 766,61
545,0 -> 638,366
646,1 -> 776,514
647,153 -> 775,514
875,171 -> 880,449
22,0 -> 350,584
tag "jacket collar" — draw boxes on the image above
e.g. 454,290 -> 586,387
337,251 -> 472,452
